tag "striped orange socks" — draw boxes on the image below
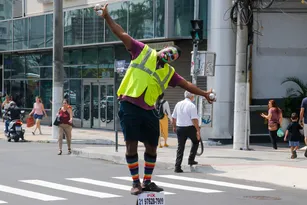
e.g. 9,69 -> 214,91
126,154 -> 140,185
143,153 -> 157,185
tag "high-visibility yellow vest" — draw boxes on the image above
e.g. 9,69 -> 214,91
117,44 -> 175,106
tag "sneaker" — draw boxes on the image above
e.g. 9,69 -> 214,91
174,168 -> 183,173
142,182 -> 164,192
131,183 -> 142,195
293,150 -> 297,158
188,161 -> 198,166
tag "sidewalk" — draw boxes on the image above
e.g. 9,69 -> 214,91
0,121 -> 123,145
72,143 -> 307,191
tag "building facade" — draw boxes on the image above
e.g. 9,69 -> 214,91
0,0 -> 208,129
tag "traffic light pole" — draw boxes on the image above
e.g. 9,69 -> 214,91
192,0 -> 201,126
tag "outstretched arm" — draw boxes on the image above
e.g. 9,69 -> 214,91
95,4 -> 132,50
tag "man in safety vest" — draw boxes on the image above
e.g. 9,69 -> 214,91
95,4 -> 215,195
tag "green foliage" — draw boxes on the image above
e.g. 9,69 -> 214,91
281,77 -> 307,118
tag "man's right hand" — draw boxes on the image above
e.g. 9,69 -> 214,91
196,131 -> 201,141
94,3 -> 109,18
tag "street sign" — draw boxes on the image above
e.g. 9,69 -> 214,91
191,51 -> 216,77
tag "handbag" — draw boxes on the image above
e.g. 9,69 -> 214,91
53,108 -> 61,126
26,116 -> 35,127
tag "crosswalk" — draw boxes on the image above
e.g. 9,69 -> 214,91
0,175 -> 274,204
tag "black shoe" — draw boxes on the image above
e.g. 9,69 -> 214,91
174,168 -> 183,173
142,182 -> 164,192
188,161 -> 198,166
304,149 -> 307,158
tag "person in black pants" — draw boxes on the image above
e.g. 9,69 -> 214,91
172,91 -> 200,173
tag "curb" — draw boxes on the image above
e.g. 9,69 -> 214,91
0,137 -> 118,145
72,148 -> 209,173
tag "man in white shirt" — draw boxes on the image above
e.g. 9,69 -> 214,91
172,91 -> 200,173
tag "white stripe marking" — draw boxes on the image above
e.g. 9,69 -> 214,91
0,200 -> 7,204
113,177 -> 222,193
20,180 -> 121,199
66,178 -> 175,195
156,175 -> 274,191
0,184 -> 65,201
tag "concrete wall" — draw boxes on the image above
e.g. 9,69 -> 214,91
252,1 -> 307,101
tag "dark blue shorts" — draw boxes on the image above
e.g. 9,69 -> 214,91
34,114 -> 43,120
118,101 -> 160,146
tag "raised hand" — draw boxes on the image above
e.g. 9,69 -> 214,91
94,3 -> 109,18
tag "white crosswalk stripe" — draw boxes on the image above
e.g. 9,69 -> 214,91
66,178 -> 175,195
0,175 -> 276,204
20,180 -> 121,199
156,175 -> 275,191
0,184 -> 65,201
113,177 -> 223,193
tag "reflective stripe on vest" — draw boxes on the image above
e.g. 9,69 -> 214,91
129,47 -> 173,93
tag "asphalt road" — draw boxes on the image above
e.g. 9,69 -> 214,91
0,140 -> 304,205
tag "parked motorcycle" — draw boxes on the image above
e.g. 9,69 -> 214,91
5,110 -> 25,142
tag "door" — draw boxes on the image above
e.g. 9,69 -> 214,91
82,80 -> 114,129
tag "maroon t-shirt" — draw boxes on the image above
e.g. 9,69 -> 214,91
119,38 -> 184,110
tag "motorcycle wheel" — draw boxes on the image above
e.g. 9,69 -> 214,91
14,136 -> 19,142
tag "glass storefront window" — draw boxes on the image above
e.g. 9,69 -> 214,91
0,21 -> 12,51
155,0 -> 165,38
83,48 -> 98,64
65,66 -> 82,78
3,80 -> 10,96
25,54 -> 40,80
40,80 -> 52,109
98,47 -> 114,78
25,80 -> 39,108
46,14 -> 53,47
40,67 -> 52,79
29,16 -> 45,48
105,2 -> 128,42
64,49 -> 82,65
174,0 -> 194,37
64,9 -> 83,46
69,80 -> 81,119
82,64 -> 98,78
4,54 -> 12,79
13,18 -> 29,50
199,0 -> 208,38
11,55 -> 25,79
83,7 -> 105,44
1,0 -> 12,20
128,0 -> 153,39
11,80 -> 25,107
39,53 -> 52,66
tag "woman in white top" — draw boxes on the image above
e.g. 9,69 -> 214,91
29,96 -> 47,135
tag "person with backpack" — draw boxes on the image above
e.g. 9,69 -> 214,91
156,93 -> 172,148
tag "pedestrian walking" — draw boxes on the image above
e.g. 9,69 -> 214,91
284,113 -> 303,159
57,99 -> 73,155
94,4 -> 215,195
29,96 -> 47,135
299,97 -> 307,157
155,93 -> 172,148
172,91 -> 200,173
261,100 -> 283,149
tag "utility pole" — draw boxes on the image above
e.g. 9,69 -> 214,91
233,1 -> 249,150
52,0 -> 64,139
